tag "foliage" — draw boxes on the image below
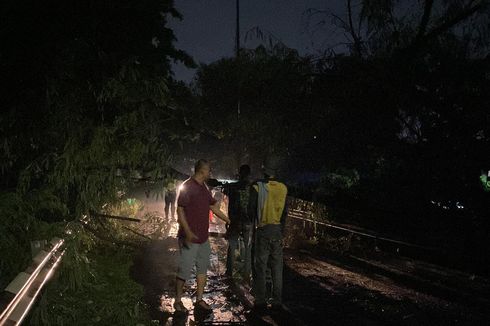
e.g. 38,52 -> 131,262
0,192 -> 65,289
29,243 -> 154,325
0,0 -> 192,321
0,0 -> 189,256
106,197 -> 145,219
479,173 -> 490,192
305,0 -> 490,57
319,168 -> 360,197
192,44 -> 315,175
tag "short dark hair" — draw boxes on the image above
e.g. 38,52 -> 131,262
194,159 -> 209,174
238,164 -> 251,179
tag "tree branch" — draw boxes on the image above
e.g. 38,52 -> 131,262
122,226 -> 152,240
347,0 -> 363,57
419,1 -> 484,46
80,221 -> 140,248
402,0 -> 485,54
414,0 -> 435,42
91,211 -> 141,223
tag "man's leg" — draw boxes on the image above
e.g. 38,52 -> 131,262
171,199 -> 176,220
164,197 -> 170,219
174,241 -> 198,312
196,273 -> 207,301
269,238 -> 284,307
253,233 -> 270,307
195,241 -> 212,310
251,228 -> 257,281
242,224 -> 253,280
175,277 -> 185,302
225,234 -> 238,276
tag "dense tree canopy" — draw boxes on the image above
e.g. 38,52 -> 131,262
0,0 -> 194,302
189,1 -> 490,251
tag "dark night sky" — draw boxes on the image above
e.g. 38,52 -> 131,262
169,0 -> 346,82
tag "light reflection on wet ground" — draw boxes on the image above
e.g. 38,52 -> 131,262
129,183 -> 252,325
132,223 -> 251,325
158,235 -> 249,325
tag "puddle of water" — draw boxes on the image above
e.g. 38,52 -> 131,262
156,257 -> 249,325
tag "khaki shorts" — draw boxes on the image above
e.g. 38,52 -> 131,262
177,240 -> 211,281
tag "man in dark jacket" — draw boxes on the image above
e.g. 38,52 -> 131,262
223,164 -> 253,282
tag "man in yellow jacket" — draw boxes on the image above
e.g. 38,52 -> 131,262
249,155 -> 288,313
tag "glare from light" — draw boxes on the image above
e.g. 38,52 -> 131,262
0,240 -> 64,324
16,250 -> 65,325
217,179 -> 237,184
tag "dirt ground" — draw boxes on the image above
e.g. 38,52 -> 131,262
282,248 -> 490,325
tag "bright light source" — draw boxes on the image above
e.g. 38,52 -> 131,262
217,179 -> 237,184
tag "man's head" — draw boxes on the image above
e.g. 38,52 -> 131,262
238,164 -> 251,181
262,155 -> 283,179
194,159 -> 211,180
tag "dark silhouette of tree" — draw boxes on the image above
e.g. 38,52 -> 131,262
0,0 -> 194,297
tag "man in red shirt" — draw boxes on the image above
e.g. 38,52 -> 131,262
174,159 -> 230,313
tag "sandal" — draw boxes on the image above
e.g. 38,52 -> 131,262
195,299 -> 213,312
173,300 -> 188,314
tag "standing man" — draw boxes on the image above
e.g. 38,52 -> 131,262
250,156 -> 288,313
174,159 -> 230,313
223,164 -> 253,282
164,178 -> 177,220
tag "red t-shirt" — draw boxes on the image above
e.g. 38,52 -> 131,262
177,178 -> 217,243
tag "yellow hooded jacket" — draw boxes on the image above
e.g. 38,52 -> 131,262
253,180 -> 288,227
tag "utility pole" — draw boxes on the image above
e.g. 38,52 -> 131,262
236,0 -> 241,117
236,0 -> 240,58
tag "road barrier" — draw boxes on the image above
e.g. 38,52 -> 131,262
0,238 -> 64,325
288,208 -> 441,253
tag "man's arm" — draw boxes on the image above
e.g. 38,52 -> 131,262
210,203 -> 230,225
177,206 -> 197,244
280,198 -> 288,234
248,184 -> 258,225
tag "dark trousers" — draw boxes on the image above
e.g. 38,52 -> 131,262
226,223 -> 253,278
253,224 -> 283,305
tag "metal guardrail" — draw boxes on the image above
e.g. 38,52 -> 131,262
288,208 -> 440,252
0,211 -> 146,325
0,238 -> 65,325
